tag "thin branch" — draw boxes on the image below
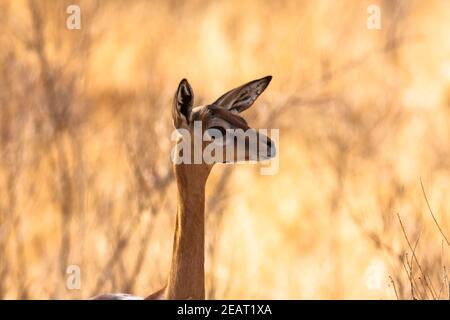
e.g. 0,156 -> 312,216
420,178 -> 450,247
389,276 -> 399,300
396,212 -> 437,299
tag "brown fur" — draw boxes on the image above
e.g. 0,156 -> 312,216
93,76 -> 273,300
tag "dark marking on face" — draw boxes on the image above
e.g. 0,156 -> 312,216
208,105 -> 249,130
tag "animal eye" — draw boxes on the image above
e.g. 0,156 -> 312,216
207,126 -> 226,138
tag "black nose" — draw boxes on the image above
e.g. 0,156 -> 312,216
266,138 -> 276,158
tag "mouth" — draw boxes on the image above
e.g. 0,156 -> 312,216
259,138 -> 276,161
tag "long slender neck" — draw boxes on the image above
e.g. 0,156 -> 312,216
166,163 -> 211,299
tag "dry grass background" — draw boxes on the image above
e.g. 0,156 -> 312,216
0,0 -> 450,299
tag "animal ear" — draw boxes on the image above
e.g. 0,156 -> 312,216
212,76 -> 272,113
172,79 -> 194,128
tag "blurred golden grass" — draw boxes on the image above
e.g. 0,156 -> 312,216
0,0 -> 450,299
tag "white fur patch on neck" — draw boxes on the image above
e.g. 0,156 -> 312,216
92,293 -> 144,300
